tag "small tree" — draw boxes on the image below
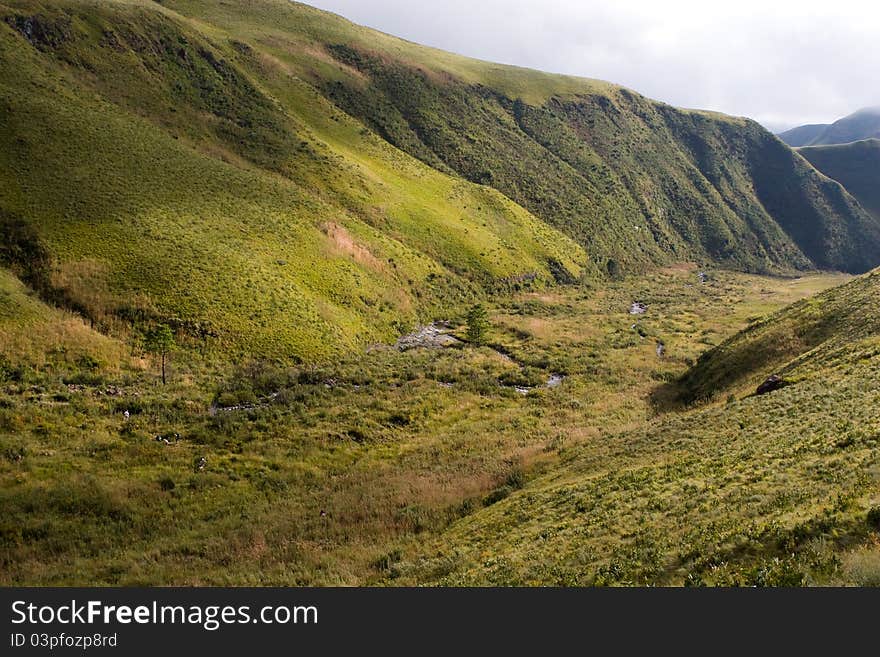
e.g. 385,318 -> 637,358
144,324 -> 174,385
606,258 -> 621,280
466,304 -> 489,346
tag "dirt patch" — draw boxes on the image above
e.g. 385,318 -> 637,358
322,221 -> 386,273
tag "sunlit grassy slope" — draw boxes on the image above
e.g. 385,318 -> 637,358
157,0 -> 880,275
0,0 -> 588,360
5,0 -> 880,589
0,266 -> 124,370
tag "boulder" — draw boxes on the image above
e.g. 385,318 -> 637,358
756,374 -> 787,396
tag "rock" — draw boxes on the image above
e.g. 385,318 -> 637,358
395,322 -> 462,351
630,302 -> 647,315
756,375 -> 788,396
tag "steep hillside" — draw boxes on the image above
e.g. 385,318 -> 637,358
0,0 -> 587,360
2,0 -> 879,363
780,107 -> 880,146
675,267 -> 880,402
140,1 -> 880,274
799,139 -> 880,221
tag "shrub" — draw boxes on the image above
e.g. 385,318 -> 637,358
466,304 -> 489,346
867,506 -> 880,529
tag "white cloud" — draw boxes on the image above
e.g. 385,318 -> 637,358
304,0 -> 880,129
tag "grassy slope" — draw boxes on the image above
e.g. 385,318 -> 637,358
674,266 -> 880,403
392,270 -> 880,586
158,0 -> 880,276
0,0 -> 587,360
396,350 -> 880,586
0,266 -> 124,370
2,0 -> 879,365
799,139 -> 880,221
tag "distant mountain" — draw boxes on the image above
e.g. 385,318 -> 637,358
779,107 -> 880,146
776,124 -> 828,147
800,139 -> 880,221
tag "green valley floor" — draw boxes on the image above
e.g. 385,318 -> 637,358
3,265 -> 880,586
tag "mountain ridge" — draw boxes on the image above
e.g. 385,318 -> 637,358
798,139 -> 880,223
779,107 -> 880,147
1,0 -> 879,360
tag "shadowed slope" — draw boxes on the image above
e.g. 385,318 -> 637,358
157,0 -> 880,276
800,139 -> 880,221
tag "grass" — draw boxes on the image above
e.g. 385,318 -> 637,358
3,264 -> 865,586
0,0 -> 586,361
385,269 -> 880,586
157,0 -> 880,275
674,267 -> 880,403
2,0 -> 880,587
397,359 -> 880,586
2,0 -> 878,367
0,268 -> 124,371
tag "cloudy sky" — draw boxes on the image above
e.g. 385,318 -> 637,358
306,0 -> 879,132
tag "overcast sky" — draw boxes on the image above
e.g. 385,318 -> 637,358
305,0 -> 879,132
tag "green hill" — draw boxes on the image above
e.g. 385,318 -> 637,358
0,0 -> 588,361
217,0 -> 880,276
675,266 -> 880,403
6,0 -> 880,591
780,107 -> 880,147
1,0 -> 879,363
799,139 -> 880,221
388,268 -> 880,586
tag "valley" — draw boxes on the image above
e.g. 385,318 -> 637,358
1,0 -> 880,589
8,264 -> 877,586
